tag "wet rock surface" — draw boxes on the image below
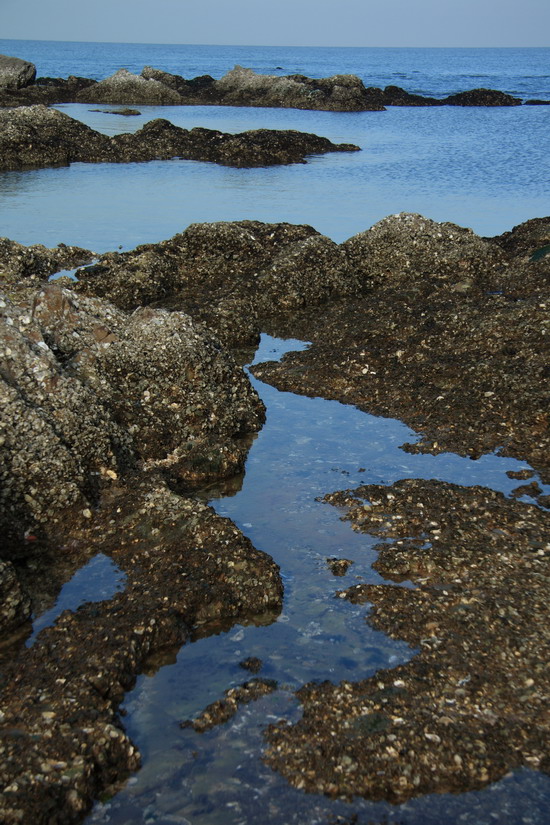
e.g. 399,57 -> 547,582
264,479 -> 550,802
0,482 -> 283,824
181,677 -> 278,732
0,236 -> 94,295
0,105 -> 359,171
252,213 -> 550,479
1,211 -> 548,819
0,275 -> 280,822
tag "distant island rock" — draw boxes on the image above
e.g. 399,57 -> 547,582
0,54 -> 542,110
0,104 -> 360,171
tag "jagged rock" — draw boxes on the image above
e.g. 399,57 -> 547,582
0,480 -> 283,824
0,236 -> 94,287
109,119 -> 360,167
0,284 -> 265,548
443,87 -> 522,106
213,65 -> 386,111
341,212 -> 509,293
0,59 -> 533,110
0,105 -> 359,171
73,221 -> 361,346
0,54 -> 36,90
0,560 -> 31,633
0,74 -> 95,106
141,65 -> 217,101
488,216 -> 550,258
76,67 -> 182,104
0,105 -> 112,169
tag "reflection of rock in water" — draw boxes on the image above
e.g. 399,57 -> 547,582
0,277 -> 280,822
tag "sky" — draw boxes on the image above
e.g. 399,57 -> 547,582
2,0 -> 549,47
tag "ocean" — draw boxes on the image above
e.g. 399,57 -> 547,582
1,40 -> 550,825
0,40 -> 548,251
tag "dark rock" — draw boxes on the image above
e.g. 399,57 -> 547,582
181,678 -> 278,731
251,212 -> 549,478
0,75 -> 95,106
341,212 -> 508,294
0,54 -> 36,90
0,105 -> 360,172
73,221 -> 361,346
443,87 -> 522,106
0,105 -> 112,169
326,557 -> 354,576
0,284 -> 265,548
524,99 -> 550,105
141,65 -> 218,102
91,107 -> 141,116
265,480 -> 550,802
488,216 -> 550,259
110,119 -> 361,167
0,560 -> 31,634
383,85 -> 440,106
239,656 -> 263,673
0,481 -> 282,824
0,59 -> 534,111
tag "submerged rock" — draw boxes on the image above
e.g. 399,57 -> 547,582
0,105 -> 359,171
0,481 -> 283,824
181,677 -> 278,731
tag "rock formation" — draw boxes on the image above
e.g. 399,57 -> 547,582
0,53 -> 36,90
0,105 -> 360,171
0,55 -> 536,109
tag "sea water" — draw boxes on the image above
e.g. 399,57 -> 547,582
1,40 -> 549,825
0,41 -> 548,250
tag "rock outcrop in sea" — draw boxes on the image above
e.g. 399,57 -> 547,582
0,54 -> 536,109
0,105 -> 360,170
0,54 -> 36,90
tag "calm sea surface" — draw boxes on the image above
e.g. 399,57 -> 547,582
1,41 -> 550,825
0,41 -> 548,250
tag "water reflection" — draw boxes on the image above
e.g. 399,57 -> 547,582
86,335 -> 550,825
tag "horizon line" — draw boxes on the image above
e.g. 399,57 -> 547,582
1,37 -> 547,49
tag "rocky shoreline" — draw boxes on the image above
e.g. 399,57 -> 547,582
1,211 -> 549,818
0,104 -> 359,171
2,53 -> 548,111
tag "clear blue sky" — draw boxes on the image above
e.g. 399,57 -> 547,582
2,0 -> 549,47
